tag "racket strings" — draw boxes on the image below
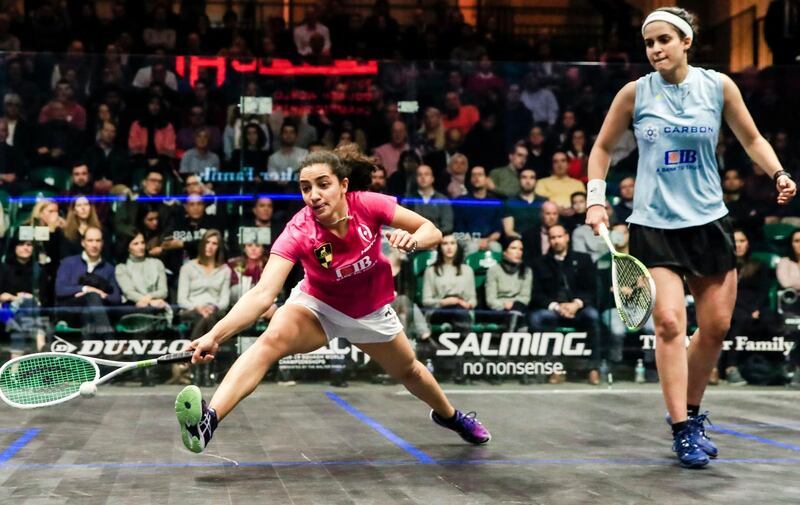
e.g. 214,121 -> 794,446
613,256 -> 654,328
0,355 -> 97,406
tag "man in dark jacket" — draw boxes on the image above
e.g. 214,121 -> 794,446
528,224 -> 601,384
55,226 -> 121,337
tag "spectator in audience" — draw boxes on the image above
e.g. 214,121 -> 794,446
132,58 -> 179,92
33,100 -> 81,168
463,109 -> 506,170
180,127 -> 221,176
720,229 -> 775,386
267,121 -> 308,185
442,91 -> 480,136
224,104 -> 271,163
115,232 -> 169,311
0,118 -> 27,195
521,73 -> 559,127
2,93 -> 33,155
369,166 -> 388,193
142,4 -> 177,51
227,242 -> 276,318
177,229 -> 232,339
777,230 -> 800,290
239,197 -> 284,247
135,203 -> 168,261
722,167 -> 764,232
50,40 -> 91,101
128,95 -> 176,170
38,80 -> 87,131
418,106 -> 445,154
572,200 -> 611,263
387,150 -> 421,198
613,176 -> 636,224
565,129 -> 590,182
55,226 -> 121,337
422,233 -> 476,335
444,152 -> 469,198
503,167 -> 547,238
85,121 -> 129,187
230,123 -> 269,173
177,105 -> 222,152
405,164 -> 453,235
561,191 -> 587,233
59,196 -> 104,258
489,141 -> 528,198
485,236 -> 532,330
465,53 -> 506,102
6,60 -> 41,121
424,127 -> 463,189
163,194 -> 221,274
529,224 -> 600,384
453,165 -> 503,254
1,236 -> 49,357
65,162 -> 93,195
373,120 -> 409,177
524,125 -> 551,176
521,200 -> 560,266
113,169 -> 172,243
535,151 -> 586,211
293,5 -> 331,56
549,109 -> 578,150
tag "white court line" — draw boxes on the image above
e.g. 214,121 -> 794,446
395,389 -> 800,396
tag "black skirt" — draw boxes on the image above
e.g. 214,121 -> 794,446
629,215 -> 736,277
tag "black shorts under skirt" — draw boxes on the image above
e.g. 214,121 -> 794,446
628,215 -> 736,277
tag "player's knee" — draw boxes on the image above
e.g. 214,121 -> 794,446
654,310 -> 683,339
254,330 -> 293,358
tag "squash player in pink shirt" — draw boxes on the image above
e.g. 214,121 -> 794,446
175,145 -> 491,453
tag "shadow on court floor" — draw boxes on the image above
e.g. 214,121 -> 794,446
1,383 -> 799,504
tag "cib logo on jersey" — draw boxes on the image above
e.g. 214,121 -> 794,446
664,149 -> 697,165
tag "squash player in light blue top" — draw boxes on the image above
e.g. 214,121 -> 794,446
585,7 -> 796,468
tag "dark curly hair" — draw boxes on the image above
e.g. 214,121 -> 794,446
297,143 -> 377,192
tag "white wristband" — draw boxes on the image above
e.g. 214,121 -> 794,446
587,179 -> 607,208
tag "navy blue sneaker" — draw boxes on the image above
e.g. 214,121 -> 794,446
672,426 -> 710,468
175,385 -> 218,453
431,409 -> 491,444
665,411 -> 718,458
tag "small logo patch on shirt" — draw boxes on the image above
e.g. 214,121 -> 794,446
314,243 -> 333,269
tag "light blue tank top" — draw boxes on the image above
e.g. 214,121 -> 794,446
629,66 -> 728,229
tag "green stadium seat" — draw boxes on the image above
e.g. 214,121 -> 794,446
762,223 -> 798,256
29,167 -> 71,191
412,250 -> 436,277
465,250 -> 502,287
751,251 -> 781,269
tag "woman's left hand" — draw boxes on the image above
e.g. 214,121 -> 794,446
385,229 -> 417,252
777,174 -> 797,205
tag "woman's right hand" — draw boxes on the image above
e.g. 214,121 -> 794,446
585,205 -> 609,235
185,333 -> 218,364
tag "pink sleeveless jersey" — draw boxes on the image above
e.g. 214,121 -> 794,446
270,191 -> 398,318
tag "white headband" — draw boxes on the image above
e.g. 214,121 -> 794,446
641,11 -> 693,40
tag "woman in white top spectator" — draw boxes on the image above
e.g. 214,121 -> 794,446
115,232 -> 169,311
178,229 -> 232,340
777,230 -> 800,290
422,233 -> 476,334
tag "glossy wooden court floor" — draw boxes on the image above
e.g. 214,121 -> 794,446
1,383 -> 799,504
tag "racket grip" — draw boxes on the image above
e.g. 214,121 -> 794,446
157,351 -> 196,364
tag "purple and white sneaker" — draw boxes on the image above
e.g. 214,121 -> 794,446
430,409 -> 491,444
